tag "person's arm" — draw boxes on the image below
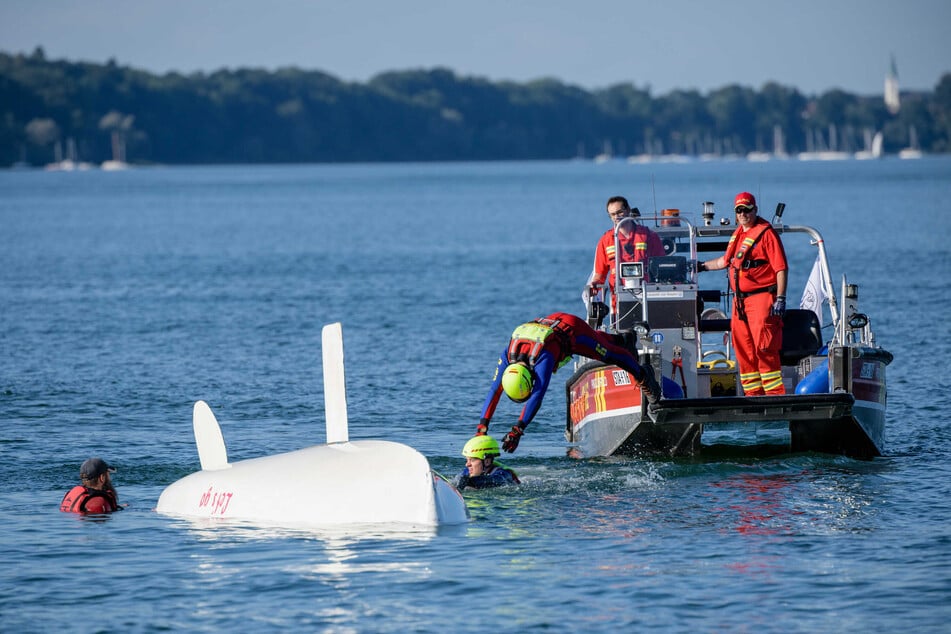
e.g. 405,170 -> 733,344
770,268 -> 789,317
452,468 -> 471,490
764,230 -> 788,297
477,350 -> 508,432
517,351 -> 555,427
775,269 -> 787,298
698,254 -> 727,271
589,234 -> 609,288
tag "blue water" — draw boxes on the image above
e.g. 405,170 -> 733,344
2,157 -> 951,632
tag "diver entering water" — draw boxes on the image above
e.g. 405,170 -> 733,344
475,311 -> 661,453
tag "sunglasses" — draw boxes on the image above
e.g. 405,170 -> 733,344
735,206 -> 755,214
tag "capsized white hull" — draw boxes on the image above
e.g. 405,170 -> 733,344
156,323 -> 469,529
156,439 -> 468,526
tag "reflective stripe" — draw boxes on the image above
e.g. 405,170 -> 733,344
507,316 -> 572,368
739,371 -> 763,393
507,321 -> 555,365
760,370 -> 784,393
511,321 -> 553,344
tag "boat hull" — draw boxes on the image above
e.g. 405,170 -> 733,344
565,362 -> 690,456
157,440 -> 469,526
565,351 -> 889,460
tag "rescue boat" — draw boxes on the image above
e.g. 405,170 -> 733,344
566,204 -> 893,459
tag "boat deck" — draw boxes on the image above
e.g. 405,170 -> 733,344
648,393 -> 854,426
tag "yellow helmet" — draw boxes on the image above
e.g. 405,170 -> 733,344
462,435 -> 501,459
501,363 -> 533,402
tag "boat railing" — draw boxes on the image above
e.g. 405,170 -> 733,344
596,212 -> 853,359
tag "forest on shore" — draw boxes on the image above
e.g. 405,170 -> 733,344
2,47 -> 949,167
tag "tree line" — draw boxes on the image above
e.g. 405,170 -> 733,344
2,47 -> 949,167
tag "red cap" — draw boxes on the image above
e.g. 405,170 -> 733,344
734,192 -> 757,210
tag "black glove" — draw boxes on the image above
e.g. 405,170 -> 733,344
697,261 -> 707,272
475,420 -> 489,436
771,295 -> 786,317
501,425 -> 524,453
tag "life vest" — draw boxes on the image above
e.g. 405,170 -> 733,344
491,461 -> 521,484
60,485 -> 119,514
506,316 -> 572,368
600,224 -> 655,288
617,225 -> 652,264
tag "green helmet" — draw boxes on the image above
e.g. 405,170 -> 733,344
501,363 -> 533,402
462,435 -> 501,459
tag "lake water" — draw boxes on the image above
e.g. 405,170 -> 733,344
2,157 -> 950,632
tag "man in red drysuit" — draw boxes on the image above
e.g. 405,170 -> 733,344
697,192 -> 788,395
585,195 -> 666,301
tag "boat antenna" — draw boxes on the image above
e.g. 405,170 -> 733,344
650,174 -> 658,226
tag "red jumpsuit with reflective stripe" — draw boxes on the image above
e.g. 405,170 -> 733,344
588,223 -> 665,291
724,219 -> 788,395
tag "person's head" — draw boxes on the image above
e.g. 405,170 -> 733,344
733,192 -> 758,228
501,362 -> 533,402
80,457 -> 115,490
462,435 -> 501,476
605,196 -> 632,225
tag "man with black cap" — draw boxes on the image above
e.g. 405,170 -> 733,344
697,192 -> 788,395
60,457 -> 122,514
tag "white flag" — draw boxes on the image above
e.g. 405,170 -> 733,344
799,254 -> 828,323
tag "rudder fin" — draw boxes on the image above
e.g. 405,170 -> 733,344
322,322 -> 350,444
193,400 -> 229,471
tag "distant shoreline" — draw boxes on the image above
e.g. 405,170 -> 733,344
3,49 -> 948,168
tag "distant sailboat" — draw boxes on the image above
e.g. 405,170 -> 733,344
747,125 -> 788,161
898,125 -> 923,159
798,125 -> 849,161
854,129 -> 883,160
45,137 -> 94,171
594,139 -> 614,163
773,124 -> 789,159
101,130 -> 130,170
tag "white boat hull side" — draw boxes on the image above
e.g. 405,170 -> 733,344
569,408 -> 644,457
157,440 -> 469,526
433,473 -> 470,524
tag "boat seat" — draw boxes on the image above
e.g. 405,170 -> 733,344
780,309 -> 822,365
698,290 -> 723,304
699,307 -> 731,332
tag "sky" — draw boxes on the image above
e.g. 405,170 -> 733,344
2,0 -> 949,97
